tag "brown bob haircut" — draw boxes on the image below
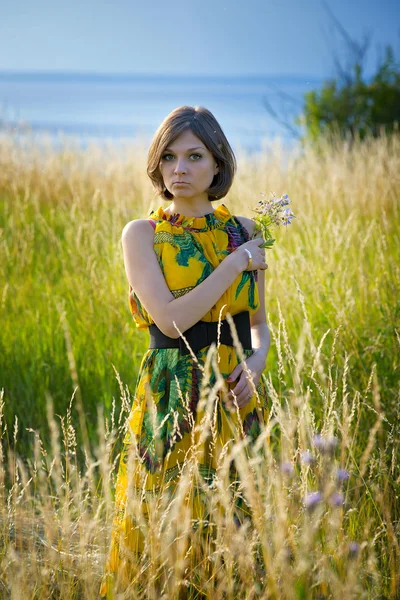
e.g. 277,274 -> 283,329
147,105 -> 237,201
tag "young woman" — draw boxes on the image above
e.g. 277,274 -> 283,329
100,105 -> 270,596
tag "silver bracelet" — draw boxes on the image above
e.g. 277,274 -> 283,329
243,248 -> 253,270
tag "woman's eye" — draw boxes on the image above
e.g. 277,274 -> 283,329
161,152 -> 202,161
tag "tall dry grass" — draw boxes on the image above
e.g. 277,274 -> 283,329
0,130 -> 399,598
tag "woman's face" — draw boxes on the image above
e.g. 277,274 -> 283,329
159,129 -> 219,200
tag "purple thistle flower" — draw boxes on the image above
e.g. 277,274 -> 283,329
305,491 -> 323,511
313,434 -> 324,450
348,542 -> 360,559
280,461 -> 294,475
329,492 -> 344,508
313,434 -> 338,454
300,450 -> 315,465
337,468 -> 350,482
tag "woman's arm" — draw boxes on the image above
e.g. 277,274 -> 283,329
235,216 -> 270,359
250,270 -> 270,357
121,219 -> 267,338
222,215 -> 270,408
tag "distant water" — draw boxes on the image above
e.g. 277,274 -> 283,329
0,72 -> 323,153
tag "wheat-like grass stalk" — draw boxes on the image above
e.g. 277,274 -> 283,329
0,128 -> 399,597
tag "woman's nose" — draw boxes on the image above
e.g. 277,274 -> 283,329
174,159 -> 187,174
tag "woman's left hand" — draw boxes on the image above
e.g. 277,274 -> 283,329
224,348 -> 267,410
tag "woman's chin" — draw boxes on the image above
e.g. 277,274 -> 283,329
172,189 -> 195,199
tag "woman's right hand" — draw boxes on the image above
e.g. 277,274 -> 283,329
233,237 -> 268,273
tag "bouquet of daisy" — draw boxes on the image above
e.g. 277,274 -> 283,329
250,192 -> 295,248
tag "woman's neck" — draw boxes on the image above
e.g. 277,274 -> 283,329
165,199 -> 215,217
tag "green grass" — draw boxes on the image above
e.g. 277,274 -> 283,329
0,130 -> 399,598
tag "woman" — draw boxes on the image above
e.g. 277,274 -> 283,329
101,105 -> 270,597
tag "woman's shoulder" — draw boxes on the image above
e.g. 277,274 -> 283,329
234,215 -> 256,238
122,218 -> 156,239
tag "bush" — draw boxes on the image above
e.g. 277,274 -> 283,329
299,44 -> 400,142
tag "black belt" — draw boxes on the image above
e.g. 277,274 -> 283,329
148,311 -> 252,356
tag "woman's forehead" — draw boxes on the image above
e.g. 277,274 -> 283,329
166,130 -> 207,151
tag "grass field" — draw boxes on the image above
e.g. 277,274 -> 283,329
0,130 -> 399,598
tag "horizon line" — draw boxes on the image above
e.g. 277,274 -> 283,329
0,69 -> 325,82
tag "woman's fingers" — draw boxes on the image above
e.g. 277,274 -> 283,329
237,239 -> 269,272
223,366 -> 260,410
227,389 -> 253,409
226,377 -> 255,408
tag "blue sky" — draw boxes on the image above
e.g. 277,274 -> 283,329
1,0 -> 399,77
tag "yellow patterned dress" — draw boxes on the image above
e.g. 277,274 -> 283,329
100,203 -> 269,597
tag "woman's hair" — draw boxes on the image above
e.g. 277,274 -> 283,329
147,105 -> 237,201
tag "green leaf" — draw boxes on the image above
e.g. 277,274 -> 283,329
260,239 -> 275,249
